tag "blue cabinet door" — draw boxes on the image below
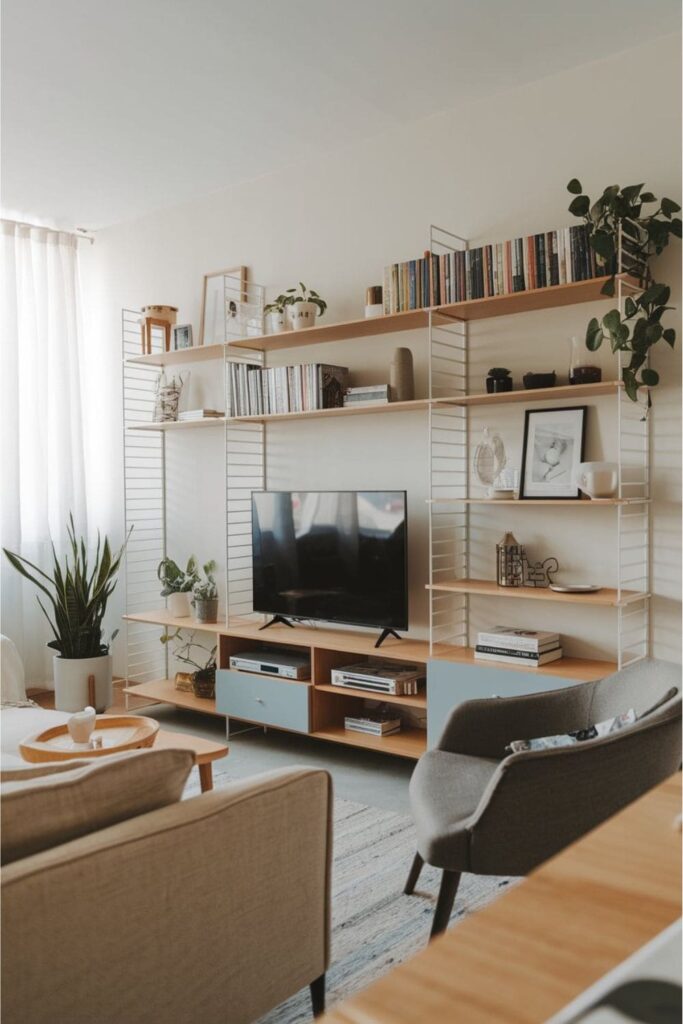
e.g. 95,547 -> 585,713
427,660 -> 581,747
216,669 -> 311,732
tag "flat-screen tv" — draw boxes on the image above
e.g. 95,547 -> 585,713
251,490 -> 408,631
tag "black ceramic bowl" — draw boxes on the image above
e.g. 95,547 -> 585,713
523,371 -> 556,390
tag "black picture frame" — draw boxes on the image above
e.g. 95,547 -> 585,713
519,406 -> 587,500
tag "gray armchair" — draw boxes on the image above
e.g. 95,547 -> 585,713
405,659 -> 681,938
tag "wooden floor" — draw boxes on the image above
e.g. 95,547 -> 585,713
28,680 -> 151,715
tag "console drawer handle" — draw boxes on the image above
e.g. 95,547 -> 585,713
254,697 -> 265,704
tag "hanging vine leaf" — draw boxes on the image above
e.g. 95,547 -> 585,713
566,178 -> 681,409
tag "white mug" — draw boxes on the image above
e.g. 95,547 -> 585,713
576,461 -> 618,499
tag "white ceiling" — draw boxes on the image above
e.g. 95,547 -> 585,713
2,0 -> 679,229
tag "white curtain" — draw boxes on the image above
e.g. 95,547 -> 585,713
1,221 -> 89,685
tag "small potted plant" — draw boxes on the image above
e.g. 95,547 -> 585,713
285,282 -> 327,330
264,295 -> 291,334
3,515 -> 130,712
157,555 -> 199,617
161,629 -> 217,699
485,367 -> 513,393
192,560 -> 219,623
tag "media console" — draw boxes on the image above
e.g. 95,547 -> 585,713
122,610 -> 617,760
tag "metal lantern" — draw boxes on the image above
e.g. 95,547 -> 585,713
497,531 -> 525,588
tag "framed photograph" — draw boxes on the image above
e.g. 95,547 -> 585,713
519,406 -> 587,499
172,324 -> 193,350
198,266 -> 247,346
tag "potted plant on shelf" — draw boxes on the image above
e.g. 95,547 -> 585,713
3,515 -> 130,712
157,555 -> 199,617
192,560 -> 219,623
264,294 -> 291,334
285,282 -> 327,330
160,629 -> 217,699
566,179 -> 681,408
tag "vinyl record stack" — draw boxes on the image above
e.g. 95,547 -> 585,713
475,626 -> 562,667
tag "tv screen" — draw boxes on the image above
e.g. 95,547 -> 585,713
251,490 -> 408,631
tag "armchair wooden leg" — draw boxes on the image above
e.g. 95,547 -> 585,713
430,870 -> 461,940
403,852 -> 424,895
310,973 -> 326,1018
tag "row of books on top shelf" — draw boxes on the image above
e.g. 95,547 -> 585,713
475,627 -> 562,667
383,224 -> 608,314
228,362 -> 348,416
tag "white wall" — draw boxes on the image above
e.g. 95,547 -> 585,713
90,33 -> 682,668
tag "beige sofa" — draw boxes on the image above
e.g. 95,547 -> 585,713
1,753 -> 332,1024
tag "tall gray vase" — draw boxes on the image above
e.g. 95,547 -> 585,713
391,348 -> 414,402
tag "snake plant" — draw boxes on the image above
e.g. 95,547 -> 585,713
3,514 -> 130,658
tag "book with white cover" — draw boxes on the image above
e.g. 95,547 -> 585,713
477,626 -> 560,652
178,409 -> 224,421
474,648 -> 563,667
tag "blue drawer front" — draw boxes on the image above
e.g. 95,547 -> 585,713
216,669 -> 311,732
427,660 -> 579,748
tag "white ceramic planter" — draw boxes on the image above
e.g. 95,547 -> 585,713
53,653 -> 113,713
266,310 -> 289,334
167,591 -> 192,617
288,301 -> 318,330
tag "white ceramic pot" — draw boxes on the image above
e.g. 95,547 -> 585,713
576,461 -> 618,499
167,591 -> 192,617
53,653 -> 113,713
266,311 -> 289,334
288,301 -> 318,330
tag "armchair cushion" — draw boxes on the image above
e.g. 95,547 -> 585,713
409,749 -> 498,869
1,748 -> 193,865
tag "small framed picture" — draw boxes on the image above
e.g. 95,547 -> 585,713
519,406 -> 587,499
172,324 -> 193,350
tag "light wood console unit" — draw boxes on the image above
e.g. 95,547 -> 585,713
121,232 -> 648,758
123,613 -> 615,760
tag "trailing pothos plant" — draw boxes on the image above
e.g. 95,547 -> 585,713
566,179 -> 681,407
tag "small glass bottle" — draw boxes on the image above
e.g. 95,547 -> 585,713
568,335 -> 601,385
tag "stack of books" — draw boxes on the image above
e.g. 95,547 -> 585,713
344,712 -> 402,737
383,224 -> 607,313
475,626 -> 562,667
178,409 -> 224,421
343,384 -> 390,408
228,363 -> 348,417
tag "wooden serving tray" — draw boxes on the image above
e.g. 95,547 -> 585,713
19,715 -> 160,763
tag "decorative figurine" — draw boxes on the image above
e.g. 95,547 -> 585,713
496,532 -> 525,587
522,555 -> 559,588
486,367 -> 513,393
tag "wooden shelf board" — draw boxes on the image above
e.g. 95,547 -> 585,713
430,497 -> 648,506
226,398 -> 430,424
314,683 -> 427,709
124,277 -> 635,365
427,578 -> 648,607
126,341 -> 227,367
123,613 -> 431,661
429,646 -> 616,683
121,678 -> 223,717
436,276 -> 635,322
312,725 -> 426,760
127,417 -> 227,432
124,613 -> 619,681
434,380 -> 622,407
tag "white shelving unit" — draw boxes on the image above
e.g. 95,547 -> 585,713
121,234 -> 650,712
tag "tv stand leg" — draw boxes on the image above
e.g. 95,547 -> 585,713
259,615 -> 295,631
374,628 -> 401,648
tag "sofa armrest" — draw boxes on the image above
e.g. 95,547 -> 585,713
465,713 -> 682,875
1,766 -> 332,1024
436,683 -> 595,758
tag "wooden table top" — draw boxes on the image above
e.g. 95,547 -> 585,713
152,729 -> 229,765
324,774 -> 682,1024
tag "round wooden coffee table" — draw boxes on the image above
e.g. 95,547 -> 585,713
152,729 -> 229,792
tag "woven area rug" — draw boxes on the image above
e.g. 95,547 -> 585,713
186,766 -> 514,1024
